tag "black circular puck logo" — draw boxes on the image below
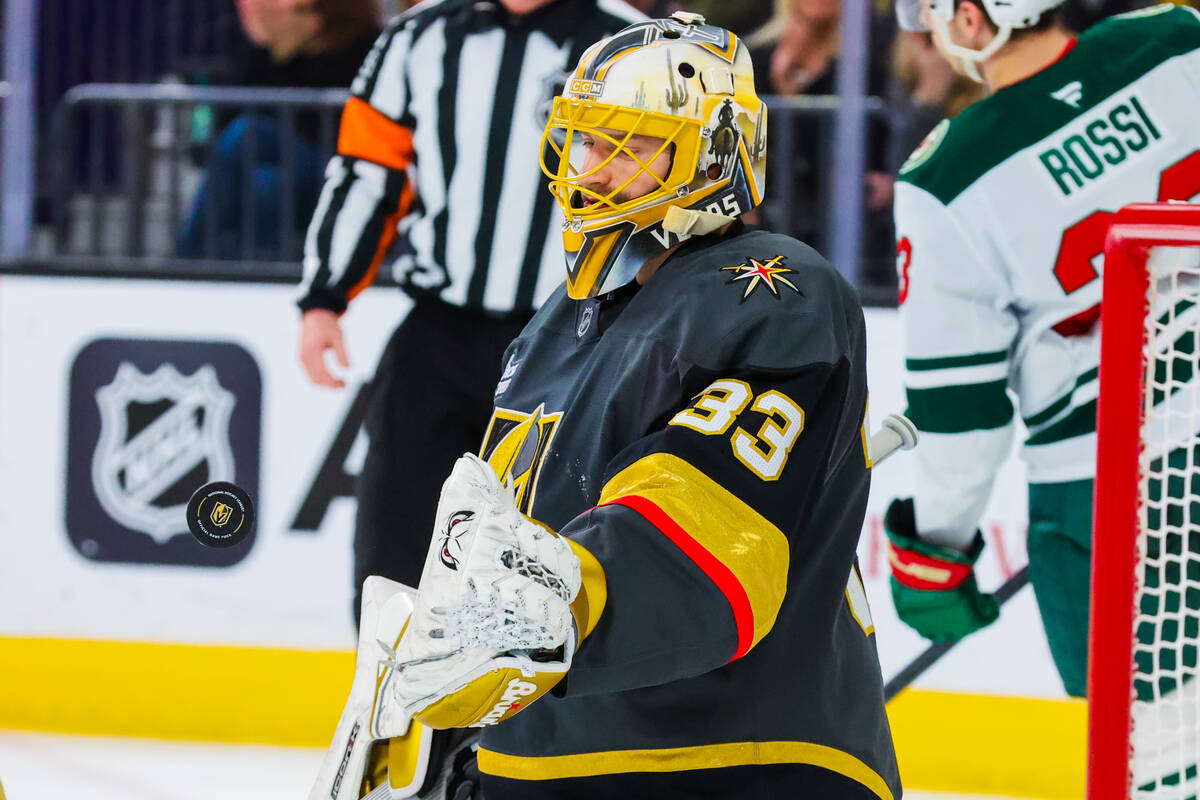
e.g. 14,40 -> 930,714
186,481 -> 255,548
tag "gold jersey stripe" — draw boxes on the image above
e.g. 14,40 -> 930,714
566,538 -> 608,641
476,739 -> 894,799
598,453 -> 789,655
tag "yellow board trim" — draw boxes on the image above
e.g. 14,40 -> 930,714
478,739 -> 893,800
599,453 -> 789,652
888,689 -> 1087,798
0,636 -> 353,745
0,642 -> 1088,798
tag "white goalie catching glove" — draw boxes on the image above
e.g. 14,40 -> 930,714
308,454 -> 606,800
375,452 -> 606,735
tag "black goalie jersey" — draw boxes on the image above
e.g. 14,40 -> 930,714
474,222 -> 900,800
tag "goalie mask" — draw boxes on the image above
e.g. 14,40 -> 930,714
539,11 -> 767,300
895,0 -> 1066,82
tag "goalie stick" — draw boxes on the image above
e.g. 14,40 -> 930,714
867,413 -> 919,465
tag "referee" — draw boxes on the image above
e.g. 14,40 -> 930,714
296,0 -> 644,622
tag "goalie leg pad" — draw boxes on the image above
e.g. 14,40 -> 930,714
308,576 -> 432,800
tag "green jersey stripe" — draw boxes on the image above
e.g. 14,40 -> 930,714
1024,327 -> 1194,444
906,380 -> 1014,434
1026,399 -> 1097,445
1023,392 -> 1073,429
1023,366 -> 1099,428
1135,762 -> 1198,794
906,350 -> 1009,372
1157,298 -> 1195,326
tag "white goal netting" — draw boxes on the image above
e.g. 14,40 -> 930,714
1133,244 -> 1200,800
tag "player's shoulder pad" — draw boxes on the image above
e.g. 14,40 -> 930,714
662,228 -> 864,372
894,83 -> 1022,206
896,106 -> 992,206
1089,3 -> 1200,47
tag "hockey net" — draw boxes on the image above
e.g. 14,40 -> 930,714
1091,202 -> 1200,800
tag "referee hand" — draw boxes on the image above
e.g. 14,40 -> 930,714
299,309 -> 351,389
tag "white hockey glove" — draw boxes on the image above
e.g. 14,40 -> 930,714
377,452 -> 606,733
308,455 -> 607,800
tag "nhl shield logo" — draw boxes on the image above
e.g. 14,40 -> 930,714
91,363 -> 236,543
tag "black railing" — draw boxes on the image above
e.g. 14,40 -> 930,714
49,84 -> 347,265
33,83 -> 899,305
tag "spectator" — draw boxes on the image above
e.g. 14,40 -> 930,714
746,0 -> 896,287
624,0 -> 774,34
685,0 -> 774,35
887,29 -> 984,174
177,0 -> 381,260
624,0 -> 684,17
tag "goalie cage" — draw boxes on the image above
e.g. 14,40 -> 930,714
1091,202 -> 1200,800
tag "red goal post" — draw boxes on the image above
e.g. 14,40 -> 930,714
1090,202 -> 1200,800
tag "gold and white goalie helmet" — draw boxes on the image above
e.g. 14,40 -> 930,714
539,12 -> 767,299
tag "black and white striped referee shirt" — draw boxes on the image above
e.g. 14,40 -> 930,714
297,0 -> 644,317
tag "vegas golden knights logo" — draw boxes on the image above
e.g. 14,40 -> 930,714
480,403 -> 562,514
210,502 -> 232,527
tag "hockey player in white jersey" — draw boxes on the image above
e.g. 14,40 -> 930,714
886,0 -> 1200,706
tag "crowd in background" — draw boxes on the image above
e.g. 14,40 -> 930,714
176,0 -> 382,260
29,0 -> 1199,296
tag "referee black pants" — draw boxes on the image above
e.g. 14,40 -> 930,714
353,297 -> 531,621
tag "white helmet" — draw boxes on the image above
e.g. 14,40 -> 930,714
895,0 -> 1066,81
